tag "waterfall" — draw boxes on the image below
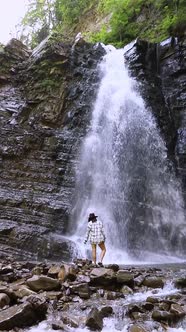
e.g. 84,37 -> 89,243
70,46 -> 185,263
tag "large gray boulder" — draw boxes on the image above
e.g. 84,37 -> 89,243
0,294 -> 47,330
27,275 -> 60,291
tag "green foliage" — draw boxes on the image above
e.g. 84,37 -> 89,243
20,0 -> 97,47
55,0 -> 94,25
95,0 -> 186,46
19,0 -> 186,48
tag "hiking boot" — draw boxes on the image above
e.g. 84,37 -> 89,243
98,262 -> 104,267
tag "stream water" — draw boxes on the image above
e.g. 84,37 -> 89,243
27,278 -> 186,331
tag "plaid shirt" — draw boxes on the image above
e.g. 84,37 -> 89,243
84,220 -> 106,244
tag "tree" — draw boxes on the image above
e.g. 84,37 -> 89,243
20,0 -> 56,47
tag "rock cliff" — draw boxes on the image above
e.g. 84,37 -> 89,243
0,38 -> 105,260
125,38 -> 186,204
0,36 -> 185,260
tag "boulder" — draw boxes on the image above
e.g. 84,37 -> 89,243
26,275 -> 60,291
13,285 -> 36,298
116,270 -> 135,287
26,294 -> 48,319
90,268 -> 115,286
69,282 -> 90,299
152,310 -> 173,322
143,277 -> 164,288
0,293 -> 10,308
0,303 -> 37,330
85,307 -> 103,331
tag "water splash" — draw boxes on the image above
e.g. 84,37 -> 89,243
27,282 -> 186,332
70,46 -> 185,263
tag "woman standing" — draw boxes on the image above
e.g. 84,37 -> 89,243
84,213 -> 106,266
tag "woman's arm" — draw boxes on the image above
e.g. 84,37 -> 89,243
100,221 -> 106,241
84,224 -> 91,244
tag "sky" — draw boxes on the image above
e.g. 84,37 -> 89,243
0,0 -> 29,44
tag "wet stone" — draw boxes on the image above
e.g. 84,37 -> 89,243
0,303 -> 37,330
142,302 -> 154,311
170,303 -> 186,317
116,270 -> 135,286
143,277 -> 164,288
129,324 -> 149,332
85,307 -> 103,331
152,310 -> 174,322
175,277 -> 186,288
100,305 -> 113,317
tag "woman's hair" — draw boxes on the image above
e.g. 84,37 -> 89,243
88,213 -> 97,222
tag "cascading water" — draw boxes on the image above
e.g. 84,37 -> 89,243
70,45 -> 185,263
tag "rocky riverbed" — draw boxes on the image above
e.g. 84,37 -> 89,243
0,257 -> 185,331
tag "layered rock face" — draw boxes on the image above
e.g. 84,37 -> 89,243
0,38 -> 105,260
125,38 -> 186,203
125,38 -> 186,254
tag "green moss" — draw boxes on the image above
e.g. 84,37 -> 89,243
40,79 -> 59,88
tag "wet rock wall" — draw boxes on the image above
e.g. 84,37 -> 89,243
0,38 -> 105,260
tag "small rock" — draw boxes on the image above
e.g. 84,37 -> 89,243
129,324 -> 149,332
175,277 -> 186,288
85,308 -> 103,331
142,302 -> 154,311
48,265 -> 61,278
31,266 -> 43,276
170,303 -> 185,317
146,296 -> 159,303
106,264 -> 119,272
120,285 -> 133,295
100,306 -> 113,317
62,314 -> 79,328
0,293 -> 10,308
152,310 -> 173,321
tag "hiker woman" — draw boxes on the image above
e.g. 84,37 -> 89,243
84,213 -> 106,266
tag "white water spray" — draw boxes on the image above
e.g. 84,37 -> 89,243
70,46 -> 185,263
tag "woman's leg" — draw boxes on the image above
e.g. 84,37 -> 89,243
91,244 -> 97,265
98,242 -> 106,263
